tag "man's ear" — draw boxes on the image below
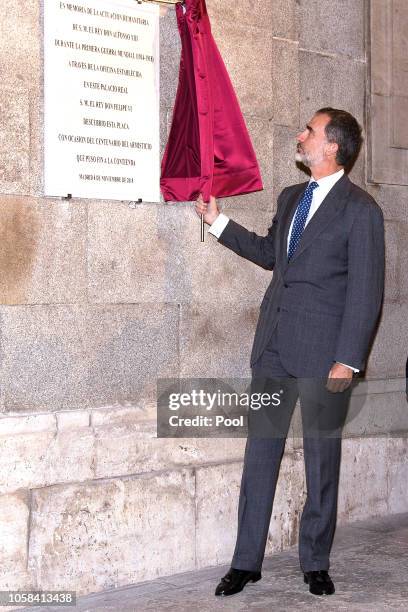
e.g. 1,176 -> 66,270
325,142 -> 339,158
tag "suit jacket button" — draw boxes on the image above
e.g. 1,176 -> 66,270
284,283 -> 288,288
277,307 -> 280,312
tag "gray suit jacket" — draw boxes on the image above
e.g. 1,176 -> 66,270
218,174 -> 385,377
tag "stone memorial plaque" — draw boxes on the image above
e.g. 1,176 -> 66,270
44,0 -> 160,201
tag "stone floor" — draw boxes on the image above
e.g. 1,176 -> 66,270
18,513 -> 408,611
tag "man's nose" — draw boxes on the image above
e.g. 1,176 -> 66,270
296,131 -> 306,142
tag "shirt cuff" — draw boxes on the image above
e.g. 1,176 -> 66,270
208,213 -> 230,239
337,361 -> 359,373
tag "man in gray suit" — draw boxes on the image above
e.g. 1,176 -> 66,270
195,108 -> 385,596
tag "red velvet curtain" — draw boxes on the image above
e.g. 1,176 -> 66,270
161,0 -> 263,203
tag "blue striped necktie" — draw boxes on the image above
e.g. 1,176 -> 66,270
287,181 -> 319,261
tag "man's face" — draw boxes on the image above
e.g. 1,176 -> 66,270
295,113 -> 332,167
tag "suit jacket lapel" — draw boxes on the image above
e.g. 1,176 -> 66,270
281,174 -> 351,267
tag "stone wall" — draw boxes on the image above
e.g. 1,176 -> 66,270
0,0 -> 407,598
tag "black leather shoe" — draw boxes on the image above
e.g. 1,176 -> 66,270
215,568 -> 262,596
304,570 -> 335,595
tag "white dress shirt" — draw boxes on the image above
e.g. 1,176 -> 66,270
208,168 -> 359,373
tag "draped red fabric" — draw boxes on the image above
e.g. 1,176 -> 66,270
160,0 -> 263,203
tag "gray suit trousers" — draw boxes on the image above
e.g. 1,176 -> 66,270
231,327 -> 351,573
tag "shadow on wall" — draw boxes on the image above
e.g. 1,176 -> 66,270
0,198 -> 38,303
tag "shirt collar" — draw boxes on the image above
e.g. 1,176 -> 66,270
310,168 -> 345,192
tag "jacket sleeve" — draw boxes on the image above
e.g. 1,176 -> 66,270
217,191 -> 287,271
334,201 -> 385,371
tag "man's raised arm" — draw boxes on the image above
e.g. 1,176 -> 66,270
195,194 -> 284,271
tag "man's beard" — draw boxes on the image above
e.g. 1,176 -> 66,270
295,147 -> 324,167
295,150 -> 311,167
